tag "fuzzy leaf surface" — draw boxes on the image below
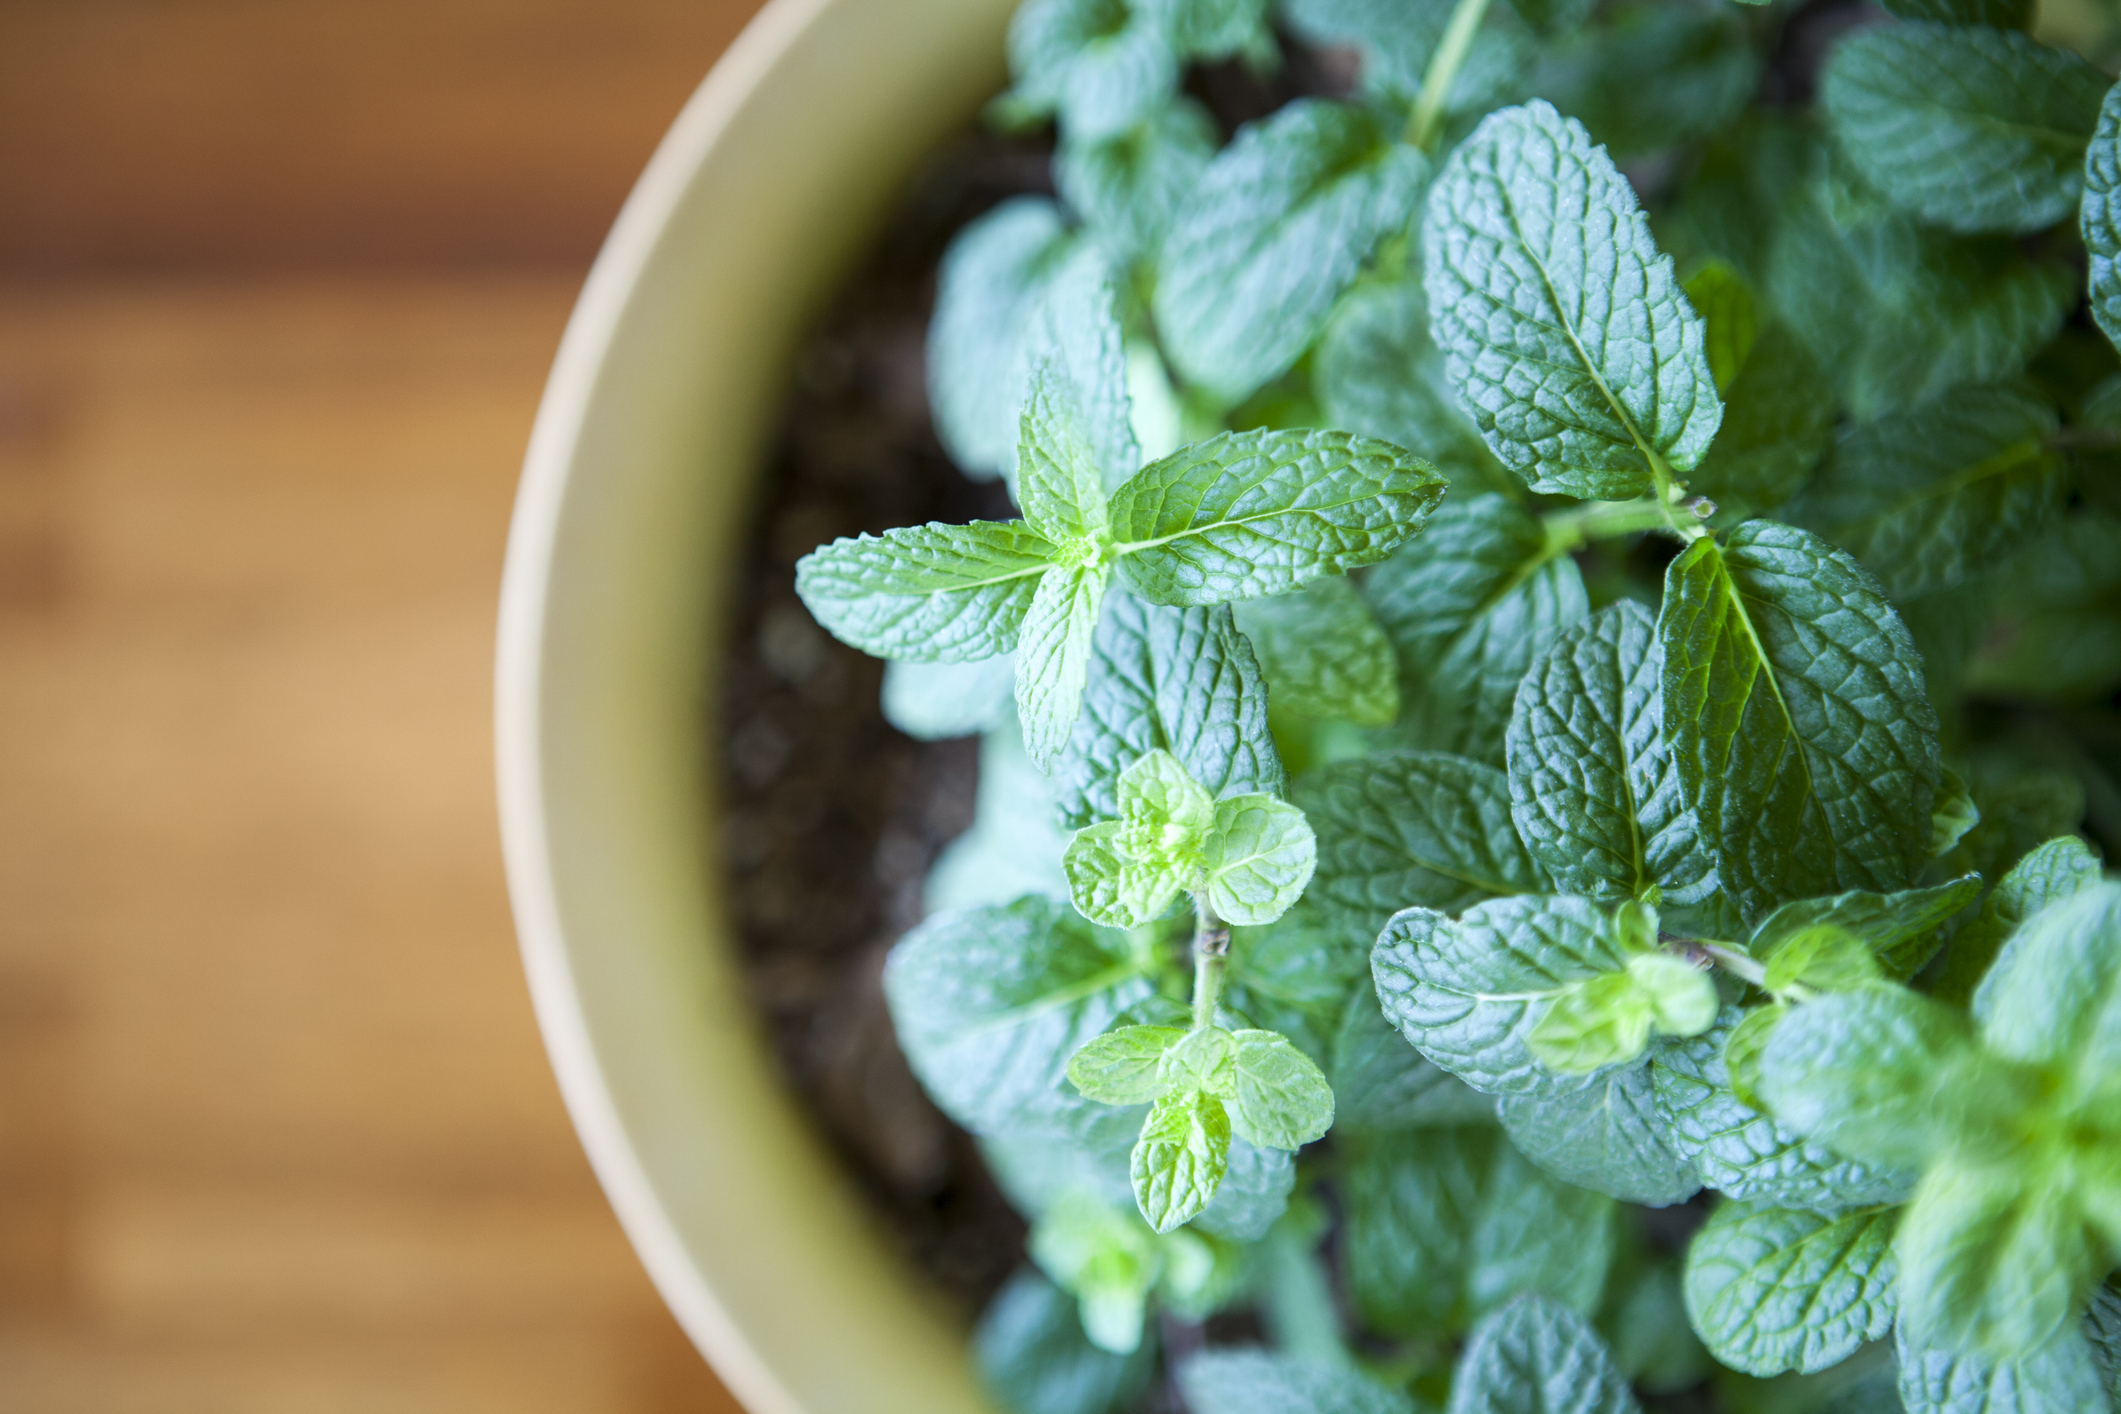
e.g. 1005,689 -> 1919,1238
1131,1087 -> 1232,1233
1018,563 -> 1112,766
1155,100 -> 1428,402
1423,100 -> 1721,499
1659,520 -> 1940,922
1205,797 -> 1319,927
1111,428 -> 1445,606
1823,23 -> 2107,236
1365,494 -> 1590,763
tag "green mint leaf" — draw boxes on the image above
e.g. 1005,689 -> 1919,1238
1940,835 -> 2103,1005
1721,1003 -> 1782,1110
1301,750 -> 1545,948
1447,1294 -> 1641,1414
1342,1129 -> 1615,1335
1205,795 -> 1318,926
1131,1087 -> 1232,1233
1232,576 -> 1401,727
1191,1138 -> 1297,1242
1756,925 -> 1879,996
1684,254 -> 1825,514
1786,384 -> 2065,601
1972,881 -> 2121,1085
1541,3 -> 1760,160
1057,97 -> 1217,263
1897,1152 -> 2095,1359
1495,1064 -> 1702,1207
1028,1192 -> 1163,1354
982,1124 -> 1138,1218
1423,100 -> 1721,500
1754,984 -> 1979,1171
1224,1029 -> 1336,1149
1314,274 -> 1515,500
1526,952 -> 1718,1075
1932,768 -> 1982,860
1652,1007 -> 1918,1214
1056,591 -> 1283,830
2085,83 -> 2121,353
1162,0 -> 1273,62
1178,1350 -> 1417,1414
2087,1284 -> 2121,1402
1506,600 -> 1717,905
925,719 -> 1072,913
1966,512 -> 2121,702
1283,0 -> 1532,113
1659,520 -> 1942,923
1229,908 -> 1372,1013
1682,1201 -> 1899,1377
1155,100 -> 1428,403
1159,1024 -> 1238,1094
884,897 -> 1156,1137
1332,978 -> 1498,1131
882,654 -> 1017,740
1822,23 -> 2107,236
974,1268 -> 1157,1414
796,520 -> 1058,662
1018,263 -> 1140,514
1019,563 -> 1114,767
1365,494 -> 1590,764
1109,428 -> 1446,606
1004,0 -> 1178,141
1879,0 -> 2033,28
1898,1321 -> 2111,1414
1371,894 -> 1636,1096
1746,875 -> 1984,983
928,198 -> 1081,480
1069,1025 -> 1188,1104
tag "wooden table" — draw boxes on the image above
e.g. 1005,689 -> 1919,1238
0,3 -> 771,1409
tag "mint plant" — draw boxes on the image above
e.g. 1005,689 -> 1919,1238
792,0 -> 2121,1409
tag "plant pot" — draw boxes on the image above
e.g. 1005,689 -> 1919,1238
494,2 -> 1016,1410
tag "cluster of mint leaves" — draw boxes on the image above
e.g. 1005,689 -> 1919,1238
789,0 -> 2121,1410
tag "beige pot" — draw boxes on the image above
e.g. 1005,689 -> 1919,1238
494,1 -> 1017,1410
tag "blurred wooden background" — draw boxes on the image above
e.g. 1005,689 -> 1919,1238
0,1 -> 768,1408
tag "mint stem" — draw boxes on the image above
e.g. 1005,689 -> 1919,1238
1191,898 -> 1230,1030
1406,0 -> 1496,150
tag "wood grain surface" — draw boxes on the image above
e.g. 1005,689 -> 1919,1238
1,2 -> 773,1408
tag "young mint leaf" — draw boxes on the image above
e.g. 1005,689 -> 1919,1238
1178,1350 -> 1417,1414
1204,796 -> 1318,926
1372,894 -> 1640,1096
1423,100 -> 1721,500
1932,768 -> 1982,860
883,896 -> 1156,1136
1940,834 -> 2103,1005
1822,23 -> 2107,236
882,654 -> 1017,740
1527,952 -> 1718,1074
1131,1086 -> 1232,1233
1224,1029 -> 1335,1149
1746,875 -> 1984,983
1897,1152 -> 2095,1360
1447,1294 -> 1641,1414
1683,1201 -> 1899,1377
1879,0 -> 2033,27
1316,275 -> 1515,500
1898,1322 -> 2112,1414
1065,829 -> 1184,929
1541,2 -> 1760,160
1341,1128 -> 1615,1335
1160,1024 -> 1238,1093
975,1268 -> 1157,1414
1652,1008 -> 1919,1214
1507,601 -> 1717,905
1333,978 -> 1498,1131
1232,576 -> 1401,727
928,198 -> 1081,480
1972,881 -> 2121,1082
1786,384 -> 2065,601
1029,1192 -> 1165,1353
1659,520 -> 1942,923
2084,82 -> 2121,353
1365,494 -> 1590,763
1756,925 -> 1880,997
1155,100 -> 1428,403
1722,1003 -> 1784,1108
796,521 -> 1058,662
1019,262 -> 1141,508
1056,97 -> 1217,263
1019,562 -> 1113,767
1069,1025 -> 1188,1104
1056,591 -> 1283,830
1108,428 -> 1446,606
1301,751 -> 1545,947
1495,1064 -> 1702,1207
1003,0 -> 1178,141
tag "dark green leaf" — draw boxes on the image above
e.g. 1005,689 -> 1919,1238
1540,2 -> 1760,159
1232,576 -> 1400,726
2084,82 -> 2121,352
1879,0 -> 2032,29
1745,876 -> 1983,982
